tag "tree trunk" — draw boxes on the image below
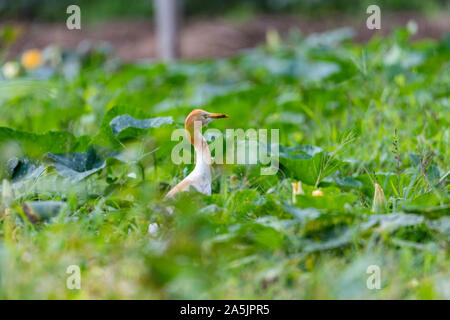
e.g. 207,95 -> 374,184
154,0 -> 181,61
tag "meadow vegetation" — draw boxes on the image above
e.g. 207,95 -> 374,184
0,26 -> 448,299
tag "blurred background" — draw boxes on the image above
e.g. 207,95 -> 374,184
0,0 -> 449,61
0,1 -> 449,300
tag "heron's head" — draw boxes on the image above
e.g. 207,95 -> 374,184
185,109 -> 228,129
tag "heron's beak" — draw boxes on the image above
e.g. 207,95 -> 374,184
208,113 -> 228,119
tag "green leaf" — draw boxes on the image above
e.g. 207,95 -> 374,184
94,105 -> 173,148
280,145 -> 343,186
294,186 -> 357,211
282,205 -> 321,222
363,213 -> 425,232
6,157 -> 45,182
303,227 -> 354,252
109,114 -> 173,138
23,200 -> 67,222
426,217 -> 450,236
334,177 -> 363,188
46,146 -> 106,182
0,127 -> 91,157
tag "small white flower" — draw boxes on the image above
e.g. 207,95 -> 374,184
148,222 -> 159,235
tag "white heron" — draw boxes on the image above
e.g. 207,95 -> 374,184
165,109 -> 228,198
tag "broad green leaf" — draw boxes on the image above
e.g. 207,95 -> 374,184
109,114 -> 173,138
46,146 -> 105,182
0,127 -> 91,157
6,157 -> 45,182
294,186 -> 357,211
95,105 -> 173,147
280,146 -> 343,186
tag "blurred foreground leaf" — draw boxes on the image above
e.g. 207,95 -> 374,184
23,200 -> 67,223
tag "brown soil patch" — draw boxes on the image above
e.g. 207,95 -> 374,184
4,12 -> 450,61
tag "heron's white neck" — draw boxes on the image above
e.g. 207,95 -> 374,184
191,130 -> 212,176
